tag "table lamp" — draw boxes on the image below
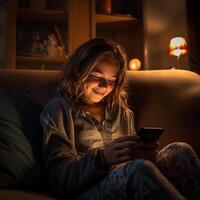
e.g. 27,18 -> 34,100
169,37 -> 188,68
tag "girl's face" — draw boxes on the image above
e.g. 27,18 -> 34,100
81,60 -> 120,105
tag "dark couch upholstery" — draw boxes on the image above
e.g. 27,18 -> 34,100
0,69 -> 200,199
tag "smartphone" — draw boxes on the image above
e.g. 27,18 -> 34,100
137,127 -> 164,143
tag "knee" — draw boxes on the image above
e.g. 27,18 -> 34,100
127,159 -> 156,175
157,142 -> 197,166
165,142 -> 194,152
158,142 -> 195,158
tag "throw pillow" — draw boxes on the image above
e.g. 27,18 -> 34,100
0,90 -> 44,189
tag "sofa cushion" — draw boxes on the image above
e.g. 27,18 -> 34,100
0,189 -> 55,200
0,90 -> 44,189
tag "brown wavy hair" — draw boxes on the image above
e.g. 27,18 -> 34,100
58,38 -> 133,118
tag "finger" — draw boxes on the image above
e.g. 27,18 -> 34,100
115,141 -> 138,150
114,135 -> 138,143
116,155 -> 133,164
128,141 -> 146,149
116,147 -> 132,157
116,148 -> 141,159
114,139 -> 145,150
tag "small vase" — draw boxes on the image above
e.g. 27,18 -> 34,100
100,0 -> 112,15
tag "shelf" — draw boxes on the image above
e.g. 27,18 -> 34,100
96,14 -> 137,24
17,8 -> 67,21
16,56 -> 66,64
96,14 -> 138,30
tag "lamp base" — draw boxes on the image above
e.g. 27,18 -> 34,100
176,55 -> 181,69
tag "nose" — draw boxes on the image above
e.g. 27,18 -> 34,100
98,78 -> 107,88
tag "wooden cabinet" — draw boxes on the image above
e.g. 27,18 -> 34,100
5,0 -> 91,70
5,0 -> 143,70
92,0 -> 144,69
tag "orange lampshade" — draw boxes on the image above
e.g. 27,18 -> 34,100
169,37 -> 188,57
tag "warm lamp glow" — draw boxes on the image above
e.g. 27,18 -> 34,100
169,37 -> 188,68
129,58 -> 141,70
169,37 -> 187,57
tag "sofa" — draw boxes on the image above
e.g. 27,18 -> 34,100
0,69 -> 200,199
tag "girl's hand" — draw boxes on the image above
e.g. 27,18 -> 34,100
102,136 -> 159,167
102,135 -> 144,167
136,142 -> 159,163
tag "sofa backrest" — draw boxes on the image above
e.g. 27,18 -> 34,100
0,69 -> 200,154
127,69 -> 200,154
0,70 -> 59,106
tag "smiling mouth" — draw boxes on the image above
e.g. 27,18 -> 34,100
93,89 -> 106,96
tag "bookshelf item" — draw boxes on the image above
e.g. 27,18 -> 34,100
6,0 -> 91,70
15,0 -> 68,70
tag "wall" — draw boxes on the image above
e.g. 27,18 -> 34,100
187,0 -> 200,74
0,0 -> 6,68
143,0 -> 189,70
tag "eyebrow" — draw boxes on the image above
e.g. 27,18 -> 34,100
92,69 -> 118,78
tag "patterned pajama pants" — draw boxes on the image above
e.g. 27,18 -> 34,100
77,142 -> 200,200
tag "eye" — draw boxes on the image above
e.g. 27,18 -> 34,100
89,74 -> 116,86
108,80 -> 115,85
89,74 -> 100,80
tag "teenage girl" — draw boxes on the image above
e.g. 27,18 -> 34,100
40,38 -> 200,200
